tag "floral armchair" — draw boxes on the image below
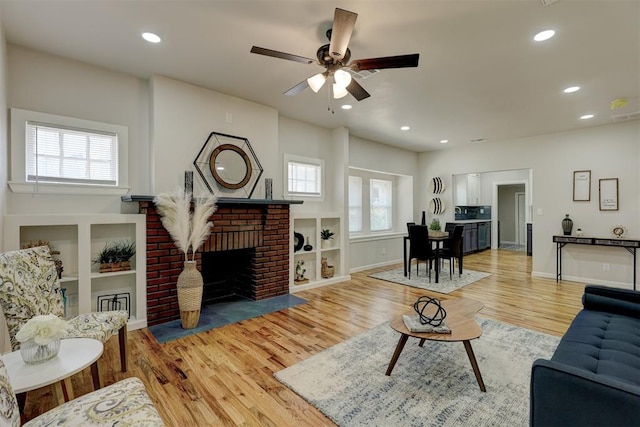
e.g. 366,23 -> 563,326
0,357 -> 164,426
0,246 -> 129,373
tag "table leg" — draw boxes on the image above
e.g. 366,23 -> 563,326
51,381 -> 66,405
385,333 -> 409,376
16,392 -> 26,413
90,361 -> 102,390
418,338 -> 426,347
62,377 -> 74,401
434,242 -> 440,283
463,340 -> 486,392
404,237 -> 408,277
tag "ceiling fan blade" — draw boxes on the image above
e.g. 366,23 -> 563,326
350,54 -> 420,71
329,8 -> 358,61
346,79 -> 370,101
283,79 -> 310,96
250,46 -> 317,65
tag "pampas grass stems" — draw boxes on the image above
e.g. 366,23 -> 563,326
190,194 -> 218,261
154,189 -> 217,261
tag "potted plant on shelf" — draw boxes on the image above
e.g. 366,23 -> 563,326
320,228 -> 335,249
154,188 -> 217,329
93,240 -> 136,273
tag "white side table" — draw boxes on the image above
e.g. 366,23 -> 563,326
2,338 -> 104,405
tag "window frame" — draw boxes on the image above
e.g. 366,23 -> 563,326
9,108 -> 129,195
283,153 -> 324,201
348,175 -> 363,233
348,167 -> 409,238
369,178 -> 393,232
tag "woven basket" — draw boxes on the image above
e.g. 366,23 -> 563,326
177,261 -> 203,329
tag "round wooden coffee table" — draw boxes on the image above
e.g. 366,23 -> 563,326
385,297 -> 486,391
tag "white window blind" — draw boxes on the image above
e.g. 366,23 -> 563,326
348,176 -> 363,232
370,178 -> 393,231
287,160 -> 321,196
26,121 -> 118,186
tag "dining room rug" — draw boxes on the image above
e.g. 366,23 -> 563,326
368,267 -> 491,294
149,294 -> 307,344
275,317 -> 559,427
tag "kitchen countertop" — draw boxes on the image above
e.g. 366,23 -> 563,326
451,219 -> 492,223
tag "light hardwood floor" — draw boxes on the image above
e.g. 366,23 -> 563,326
22,249 -> 586,425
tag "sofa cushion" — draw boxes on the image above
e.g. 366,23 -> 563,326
551,310 -> 640,387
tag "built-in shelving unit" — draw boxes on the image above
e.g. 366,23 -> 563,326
290,212 -> 348,292
3,214 -> 147,330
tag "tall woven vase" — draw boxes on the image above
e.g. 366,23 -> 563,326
177,261 -> 203,329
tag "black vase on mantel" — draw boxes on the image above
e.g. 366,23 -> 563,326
562,214 -> 573,236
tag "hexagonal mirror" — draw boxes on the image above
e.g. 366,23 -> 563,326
193,132 -> 263,198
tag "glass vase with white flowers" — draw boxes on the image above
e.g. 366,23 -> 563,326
16,314 -> 68,364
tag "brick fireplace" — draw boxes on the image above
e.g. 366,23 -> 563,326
127,196 -> 299,326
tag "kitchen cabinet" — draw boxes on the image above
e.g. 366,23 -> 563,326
450,221 -> 491,254
463,223 -> 478,253
454,174 -> 482,206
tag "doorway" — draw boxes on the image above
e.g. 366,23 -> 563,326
497,184 -> 526,251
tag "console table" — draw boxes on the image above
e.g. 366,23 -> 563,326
553,235 -> 639,290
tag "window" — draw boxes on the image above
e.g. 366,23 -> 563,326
370,179 -> 393,231
26,122 -> 118,186
9,108 -> 129,195
284,154 -> 323,198
348,167 -> 411,237
348,176 -> 362,232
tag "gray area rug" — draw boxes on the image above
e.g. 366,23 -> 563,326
275,318 -> 559,427
369,267 -> 491,294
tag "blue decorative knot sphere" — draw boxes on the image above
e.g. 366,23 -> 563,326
413,296 -> 447,326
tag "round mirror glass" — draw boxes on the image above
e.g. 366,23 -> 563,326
209,144 -> 252,189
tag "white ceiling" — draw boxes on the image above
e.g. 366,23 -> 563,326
1,0 -> 639,152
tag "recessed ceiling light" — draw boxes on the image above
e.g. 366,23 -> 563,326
563,86 -> 580,93
440,139 -> 449,144
400,126 -> 410,131
341,104 -> 352,110
534,30 -> 555,42
142,32 -> 162,43
580,114 -> 594,120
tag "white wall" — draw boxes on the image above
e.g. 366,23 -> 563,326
0,12 -> 7,250
349,136 -> 419,271
6,45 -> 149,214
419,122 -> 640,288
278,115 -> 337,212
151,75 -> 279,197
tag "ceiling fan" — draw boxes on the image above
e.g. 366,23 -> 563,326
250,8 -> 419,101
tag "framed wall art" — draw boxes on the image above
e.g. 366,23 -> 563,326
599,178 -> 618,211
572,170 -> 591,201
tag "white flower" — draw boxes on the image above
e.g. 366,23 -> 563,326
16,314 -> 68,345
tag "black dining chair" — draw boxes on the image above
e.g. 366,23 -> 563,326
408,225 -> 437,280
439,225 -> 464,277
407,222 -> 416,233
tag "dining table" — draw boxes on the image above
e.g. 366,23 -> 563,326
403,233 -> 451,283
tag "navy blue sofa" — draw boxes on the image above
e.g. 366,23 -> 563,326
530,285 -> 640,426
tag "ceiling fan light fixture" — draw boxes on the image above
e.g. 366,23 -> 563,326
333,83 -> 349,99
334,69 -> 352,88
307,73 -> 327,93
